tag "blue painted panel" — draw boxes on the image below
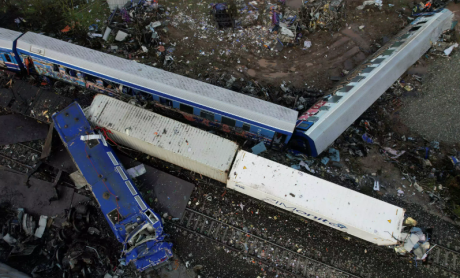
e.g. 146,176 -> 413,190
234,120 -> 243,128
150,93 -> 160,102
214,113 -> 222,122
0,47 -> 13,52
18,50 -> 292,137
52,102 -> 173,270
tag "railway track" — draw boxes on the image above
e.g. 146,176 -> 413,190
167,208 -> 361,278
429,244 -> 460,277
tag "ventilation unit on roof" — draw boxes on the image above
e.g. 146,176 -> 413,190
30,46 -> 44,55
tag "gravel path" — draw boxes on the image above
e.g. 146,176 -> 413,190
401,50 -> 460,143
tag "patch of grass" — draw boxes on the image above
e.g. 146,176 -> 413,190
56,0 -> 110,36
5,0 -> 109,36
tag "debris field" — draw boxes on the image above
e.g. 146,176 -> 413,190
0,0 -> 460,278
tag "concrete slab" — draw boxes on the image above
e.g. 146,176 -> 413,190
0,168 -> 89,217
0,114 -> 48,145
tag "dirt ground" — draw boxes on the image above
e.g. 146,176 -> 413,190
166,0 -> 410,90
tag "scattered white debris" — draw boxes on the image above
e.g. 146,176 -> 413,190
34,215 -> 48,238
444,43 -> 458,56
115,30 -> 129,41
126,164 -> 146,178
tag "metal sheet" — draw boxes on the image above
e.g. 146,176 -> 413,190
228,150 -> 405,246
0,168 -> 89,216
0,114 -> 48,145
85,95 -> 238,183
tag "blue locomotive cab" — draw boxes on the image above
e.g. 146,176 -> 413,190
52,102 -> 173,271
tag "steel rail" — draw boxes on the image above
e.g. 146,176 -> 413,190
167,207 -> 361,278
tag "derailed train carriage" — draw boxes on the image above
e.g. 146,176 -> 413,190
52,102 -> 174,271
0,8 -> 453,261
0,8 -> 454,157
85,94 -> 405,246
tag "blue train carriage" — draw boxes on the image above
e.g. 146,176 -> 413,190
15,31 -> 299,146
52,102 -> 173,271
0,28 -> 24,72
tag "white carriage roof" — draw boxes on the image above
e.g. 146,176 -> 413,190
17,32 -> 298,133
0,28 -> 22,50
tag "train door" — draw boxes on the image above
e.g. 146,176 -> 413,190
1,53 -> 17,70
287,122 -> 314,156
288,132 -> 311,154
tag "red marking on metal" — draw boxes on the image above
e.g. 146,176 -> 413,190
298,100 -> 328,121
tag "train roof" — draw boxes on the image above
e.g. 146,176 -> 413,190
85,94 -> 239,183
16,32 -> 298,134
228,151 -> 405,246
302,10 -> 453,155
0,28 -> 22,50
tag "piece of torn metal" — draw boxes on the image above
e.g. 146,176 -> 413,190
115,30 -> 129,41
70,171 -> 89,189
126,164 -> 146,178
22,213 -> 36,236
34,215 -> 48,238
2,234 -> 17,245
251,141 -> 267,155
103,27 -> 112,41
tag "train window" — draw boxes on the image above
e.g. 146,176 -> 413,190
338,86 -> 354,93
160,97 -> 173,107
242,123 -> 250,131
179,103 -> 193,114
105,81 -> 114,89
391,41 -> 404,48
200,110 -> 214,121
67,69 -> 77,77
362,67 -> 375,73
371,58 -> 385,64
53,64 -> 59,72
221,116 -> 236,127
328,96 -> 342,103
86,74 -> 96,82
3,54 -> 12,63
351,76 -> 365,82
145,210 -> 159,224
409,26 -> 421,32
382,49 -> 395,56
399,34 -> 410,40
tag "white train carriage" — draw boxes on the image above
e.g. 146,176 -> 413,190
297,9 -> 454,156
228,150 -> 405,246
85,94 -> 239,183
